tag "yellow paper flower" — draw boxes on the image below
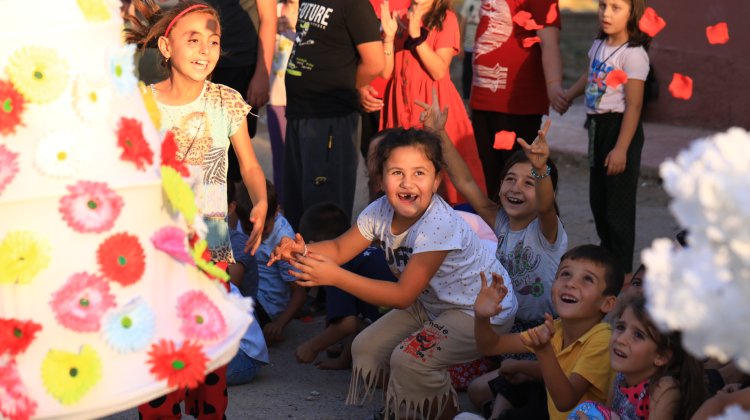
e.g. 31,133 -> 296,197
161,166 -> 197,222
76,0 -> 111,22
0,231 -> 52,284
139,82 -> 161,130
41,345 -> 102,405
6,46 -> 69,104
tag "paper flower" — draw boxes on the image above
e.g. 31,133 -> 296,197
151,226 -> 193,264
147,340 -> 208,389
190,238 -> 230,282
161,130 -> 190,177
116,117 -> 153,170
5,46 -> 69,104
643,128 -> 750,373
0,80 -> 26,136
73,76 -> 113,122
35,131 -> 84,178
139,81 -> 161,130
0,144 -> 19,195
0,319 -> 42,356
96,232 -> 146,286
50,272 -> 116,332
0,361 -> 37,420
161,166 -> 197,221
109,44 -> 138,95
59,180 -> 123,233
76,0 -> 111,22
177,291 -> 227,341
41,345 -> 102,405
103,297 -> 155,353
0,231 -> 51,285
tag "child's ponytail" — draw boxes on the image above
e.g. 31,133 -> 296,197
123,0 -> 164,49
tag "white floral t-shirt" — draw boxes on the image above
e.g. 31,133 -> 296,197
357,195 -> 517,325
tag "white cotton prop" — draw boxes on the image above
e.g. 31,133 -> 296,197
643,127 -> 750,373
708,404 -> 750,420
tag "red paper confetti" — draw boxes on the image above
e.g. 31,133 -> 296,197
512,11 -> 532,27
638,7 -> 666,37
668,73 -> 693,100
493,131 -> 516,150
605,70 -> 628,89
523,19 -> 543,31
522,37 -> 541,48
546,3 -> 558,24
706,22 -> 729,45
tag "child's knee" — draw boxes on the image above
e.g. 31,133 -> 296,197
334,315 -> 362,335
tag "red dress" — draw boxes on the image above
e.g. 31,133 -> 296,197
381,10 -> 487,205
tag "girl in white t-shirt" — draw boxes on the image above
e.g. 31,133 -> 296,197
268,128 -> 517,419
563,0 -> 651,276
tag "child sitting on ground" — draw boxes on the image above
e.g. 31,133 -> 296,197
474,245 -> 623,420
294,202 -> 397,370
227,181 -> 260,299
568,293 -> 707,419
241,180 -> 307,344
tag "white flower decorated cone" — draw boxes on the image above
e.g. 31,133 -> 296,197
0,1 -> 252,419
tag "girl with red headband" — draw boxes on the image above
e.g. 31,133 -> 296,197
125,1 -> 268,418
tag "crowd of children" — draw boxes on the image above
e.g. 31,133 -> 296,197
119,0 -> 747,418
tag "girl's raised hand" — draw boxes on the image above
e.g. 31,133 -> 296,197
414,86 -> 448,131
407,6 -> 423,39
288,251 -> 339,288
473,272 -> 508,319
381,1 -> 398,42
267,233 -> 306,266
517,119 -> 552,172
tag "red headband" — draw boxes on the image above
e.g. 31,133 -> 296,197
164,4 -> 210,38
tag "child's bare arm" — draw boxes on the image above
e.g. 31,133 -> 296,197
231,118 -> 268,255
516,120 -> 558,244
474,272 -> 527,355
263,282 -> 308,341
648,376 -> 679,420
565,73 -> 587,102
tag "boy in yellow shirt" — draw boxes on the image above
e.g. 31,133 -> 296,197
474,245 -> 623,420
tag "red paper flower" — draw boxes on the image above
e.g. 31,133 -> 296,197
50,272 -> 116,332
522,37 -> 540,48
493,131 -> 516,150
706,22 -> 729,45
638,7 -> 665,38
605,69 -> 628,89
669,73 -> 693,100
0,361 -> 37,420
59,180 -> 123,233
116,117 -> 153,170
546,3 -> 558,25
147,340 -> 208,389
0,319 -> 42,356
0,80 -> 26,136
160,130 -> 190,177
97,233 -> 146,286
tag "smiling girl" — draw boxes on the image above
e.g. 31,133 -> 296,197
125,1 -> 268,417
268,128 -> 517,419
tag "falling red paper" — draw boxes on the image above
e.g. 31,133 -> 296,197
638,7 -> 666,37
546,3 -> 558,24
522,37 -> 540,48
605,70 -> 628,89
523,19 -> 543,31
512,11 -> 532,27
668,73 -> 693,100
706,22 -> 729,45
493,131 -> 516,150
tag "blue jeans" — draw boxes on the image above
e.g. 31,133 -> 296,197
226,351 -> 262,386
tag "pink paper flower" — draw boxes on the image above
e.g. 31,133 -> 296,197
0,145 -> 19,196
0,361 -> 37,420
50,272 -> 116,332
59,181 -> 123,233
151,226 -> 193,264
177,291 -> 226,341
